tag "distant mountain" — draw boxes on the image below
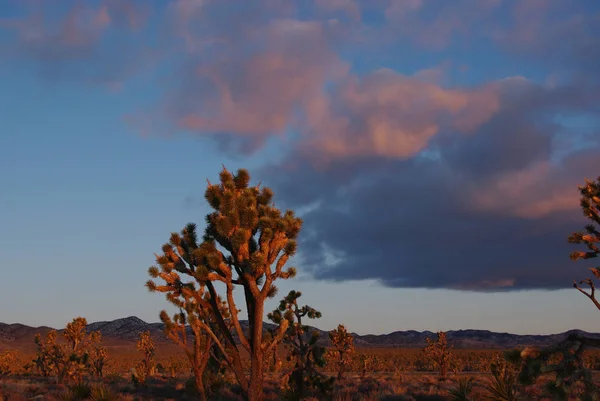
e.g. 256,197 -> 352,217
1,317 -> 599,350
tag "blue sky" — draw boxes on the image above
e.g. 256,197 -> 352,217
1,0 -> 600,335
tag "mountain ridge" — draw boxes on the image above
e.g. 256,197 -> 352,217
1,316 -> 598,349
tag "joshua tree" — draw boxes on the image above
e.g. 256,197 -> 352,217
509,176 -> 600,400
147,167 -> 301,400
0,350 -> 17,375
156,288 -> 230,401
268,290 -> 333,399
33,330 -> 63,378
32,317 -> 104,384
135,331 -> 156,381
88,331 -> 107,377
570,176 -> 600,310
328,324 -> 355,380
64,317 -> 87,352
423,331 -> 453,377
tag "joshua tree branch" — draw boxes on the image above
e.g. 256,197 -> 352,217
573,278 -> 600,311
225,282 -> 251,352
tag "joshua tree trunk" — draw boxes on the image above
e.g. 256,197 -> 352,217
193,365 -> 207,401
248,300 -> 265,401
337,362 -> 344,380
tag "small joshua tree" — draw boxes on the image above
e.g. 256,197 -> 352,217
33,330 -> 62,377
570,176 -> 600,310
423,331 -> 453,377
328,324 -> 355,380
0,350 -> 18,375
88,331 -> 107,377
146,167 -> 301,401
135,331 -> 156,382
32,317 -> 104,384
268,290 -> 333,399
64,317 -> 87,352
155,287 -> 230,401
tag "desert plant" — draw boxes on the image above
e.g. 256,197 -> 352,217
423,331 -> 453,377
64,317 -> 87,352
135,331 -> 155,381
155,288 -> 230,401
0,350 -> 18,375
88,331 -> 107,377
570,176 -> 600,309
165,356 -> 187,377
448,377 -> 475,401
328,324 -> 355,380
90,384 -> 119,401
33,317 -> 108,384
268,290 -> 333,400
69,382 -> 93,399
509,334 -> 600,400
33,330 -> 65,378
146,167 -> 301,400
483,361 -> 519,401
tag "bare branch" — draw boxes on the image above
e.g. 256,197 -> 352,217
573,278 -> 600,311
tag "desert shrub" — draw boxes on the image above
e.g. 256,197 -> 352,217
422,332 -> 453,377
0,350 -> 18,375
134,331 -> 155,382
328,324 -> 355,380
90,384 -> 119,401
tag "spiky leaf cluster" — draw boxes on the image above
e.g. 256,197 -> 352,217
569,177 -> 600,270
569,177 -> 600,310
203,168 -> 301,287
64,317 -> 88,352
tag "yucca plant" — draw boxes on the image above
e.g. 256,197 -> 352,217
90,384 -> 119,401
448,377 -> 475,401
483,363 -> 519,401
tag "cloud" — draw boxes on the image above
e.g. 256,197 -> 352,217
0,0 -> 153,86
495,0 -> 600,82
261,76 -> 600,291
3,0 -> 600,291
300,69 -> 500,161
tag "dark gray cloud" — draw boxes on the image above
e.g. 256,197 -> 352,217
262,78 -> 600,291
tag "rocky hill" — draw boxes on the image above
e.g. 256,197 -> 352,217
2,317 -> 599,349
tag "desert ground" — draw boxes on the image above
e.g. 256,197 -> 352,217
2,340 -> 600,400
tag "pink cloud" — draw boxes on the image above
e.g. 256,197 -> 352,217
300,69 -> 500,160
2,2 -> 111,54
0,0 -> 153,86
166,17 -> 348,147
471,150 -> 600,218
